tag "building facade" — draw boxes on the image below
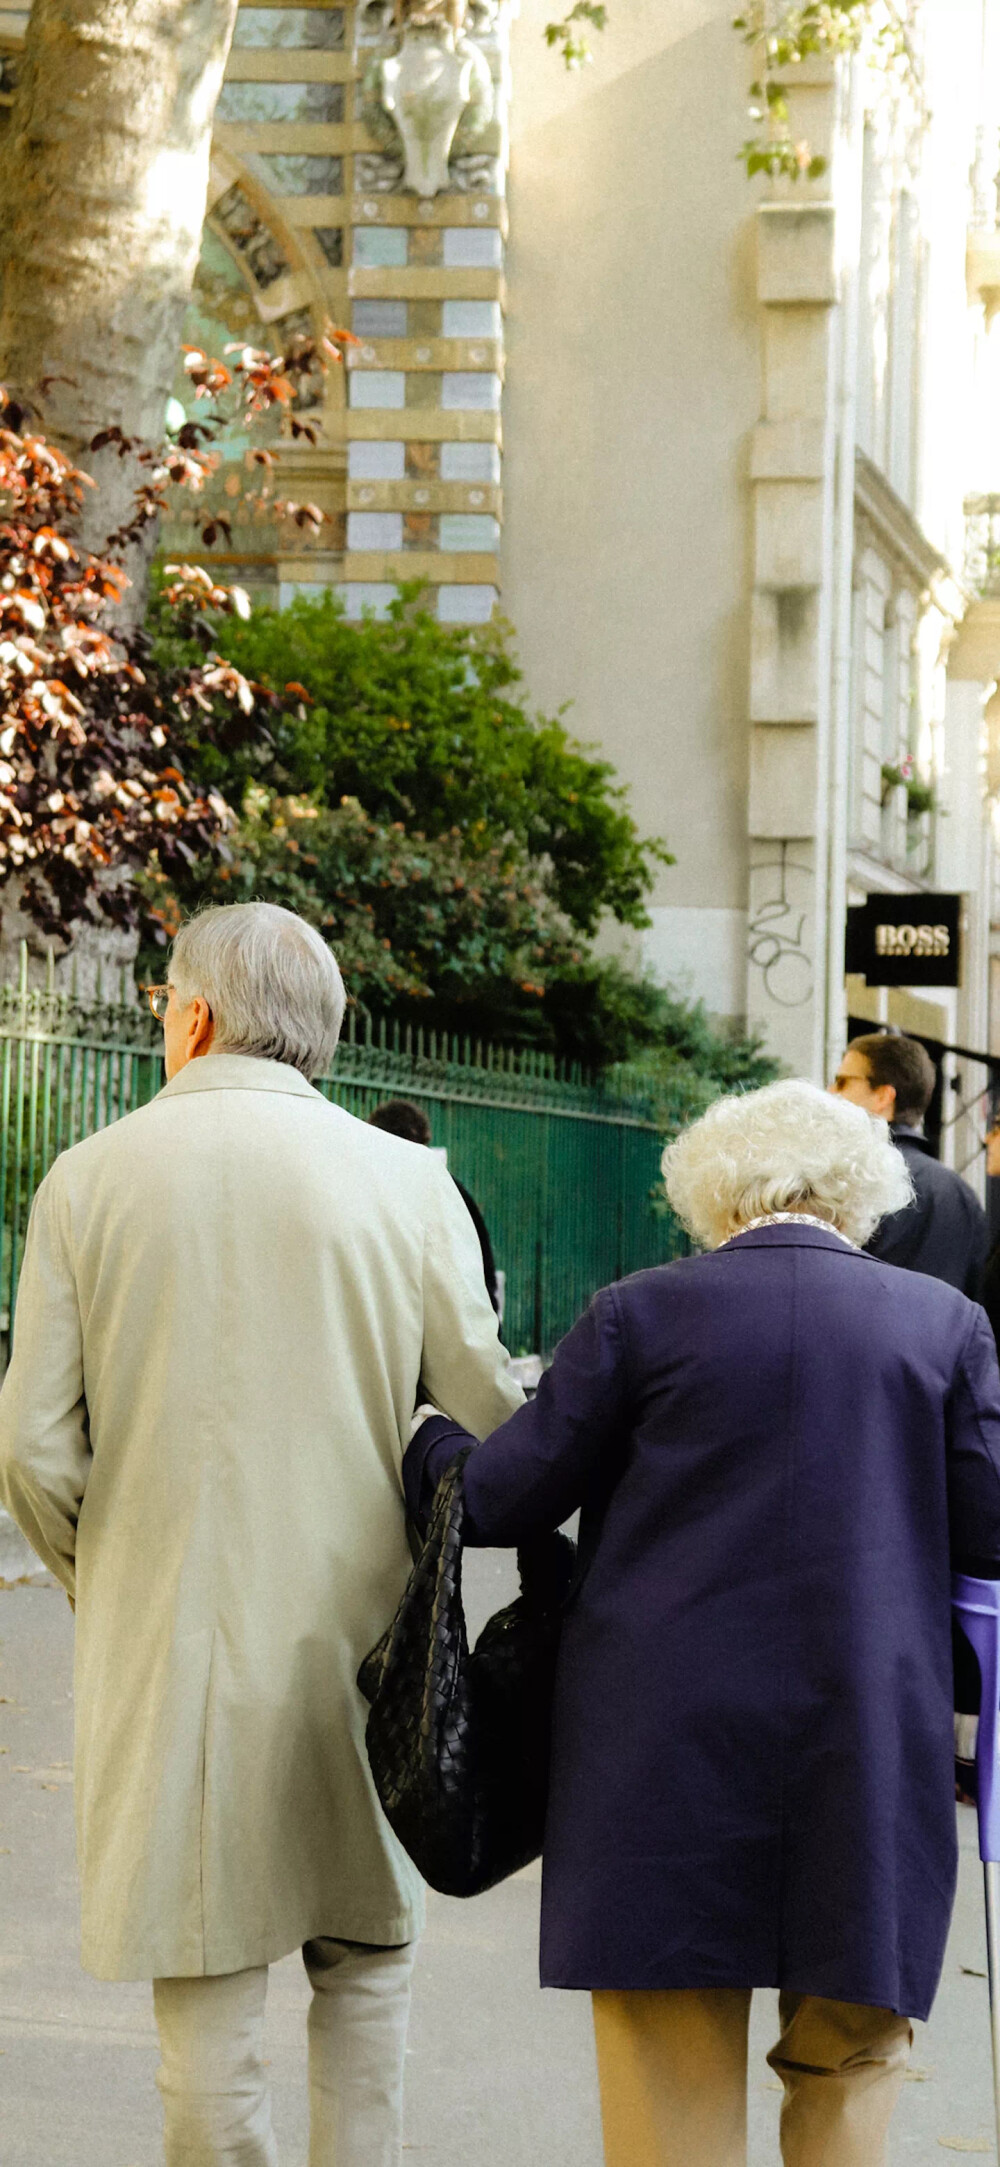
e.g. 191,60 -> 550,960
501,0 -> 1000,1146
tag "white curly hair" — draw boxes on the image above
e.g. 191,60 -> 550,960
661,1078 -> 914,1251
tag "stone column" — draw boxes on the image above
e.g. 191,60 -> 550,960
746,63 -> 845,1076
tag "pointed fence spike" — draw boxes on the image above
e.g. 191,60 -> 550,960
18,939 -> 27,998
405,1023 -> 412,1057
379,1016 -> 387,1052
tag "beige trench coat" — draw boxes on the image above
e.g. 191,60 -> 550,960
0,1055 -> 521,1980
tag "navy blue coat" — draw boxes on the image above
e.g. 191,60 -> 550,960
404,1222 -> 1000,2019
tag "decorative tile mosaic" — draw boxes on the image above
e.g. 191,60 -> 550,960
315,227 -> 345,267
408,300 -> 443,338
407,227 -> 443,267
353,299 -> 408,335
405,373 -> 444,409
442,300 -> 502,337
450,156 -> 501,194
406,443 -> 440,480
347,511 -> 404,550
403,513 -> 436,549
437,584 -> 498,623
354,152 -> 405,193
232,7 -> 345,48
442,227 -> 502,268
439,442 -> 500,482
217,81 -> 345,123
212,183 -> 290,289
439,513 -> 500,552
441,371 -> 501,410
349,441 -> 406,479
349,370 -> 406,408
250,153 -> 344,195
353,226 -> 407,267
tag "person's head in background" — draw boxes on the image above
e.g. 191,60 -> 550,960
367,1099 -> 432,1147
829,1033 -> 936,1132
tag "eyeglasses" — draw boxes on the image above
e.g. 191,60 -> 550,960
145,985 -> 170,1022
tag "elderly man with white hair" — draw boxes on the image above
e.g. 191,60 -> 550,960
0,901 -> 521,2167
404,1078 -> 1000,2167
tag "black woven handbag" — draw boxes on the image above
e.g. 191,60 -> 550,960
357,1451 -> 576,1898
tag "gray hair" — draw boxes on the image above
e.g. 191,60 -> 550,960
169,903 -> 346,1081
661,1078 -> 914,1250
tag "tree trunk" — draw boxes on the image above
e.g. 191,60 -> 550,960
0,0 -> 239,623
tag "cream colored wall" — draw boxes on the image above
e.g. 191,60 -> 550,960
500,0 -> 760,1016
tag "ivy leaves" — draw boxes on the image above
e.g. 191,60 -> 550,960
734,2 -> 921,183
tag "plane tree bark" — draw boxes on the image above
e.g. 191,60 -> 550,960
0,0 -> 240,623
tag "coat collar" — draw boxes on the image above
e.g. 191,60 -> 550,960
158,1053 -> 322,1102
891,1126 -> 933,1158
719,1222 -> 874,1259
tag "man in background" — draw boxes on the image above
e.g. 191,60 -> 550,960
830,1031 -> 988,1297
367,1098 -> 501,1317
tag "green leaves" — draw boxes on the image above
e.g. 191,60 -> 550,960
543,0 -> 608,69
152,582 -> 672,941
142,581 -> 685,1059
735,1 -> 920,185
140,788 -> 583,1028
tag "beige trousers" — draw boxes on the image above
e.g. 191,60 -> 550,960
154,1936 -> 416,2167
592,1987 -> 913,2167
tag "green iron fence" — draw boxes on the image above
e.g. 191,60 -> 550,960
0,953 -> 687,1355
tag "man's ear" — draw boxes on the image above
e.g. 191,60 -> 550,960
189,998 -> 215,1061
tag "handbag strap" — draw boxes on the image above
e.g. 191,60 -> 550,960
363,1447 -> 474,1700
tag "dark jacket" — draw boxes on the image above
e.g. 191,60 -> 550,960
452,1177 -> 499,1315
865,1127 -> 988,1297
404,1223 -> 1000,2019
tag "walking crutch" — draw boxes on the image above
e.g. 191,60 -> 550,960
952,1573 -> 1000,2156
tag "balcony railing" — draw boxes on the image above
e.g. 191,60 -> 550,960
964,495 -> 1000,596
971,124 -> 1000,230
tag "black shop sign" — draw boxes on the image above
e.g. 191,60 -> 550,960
845,893 -> 962,988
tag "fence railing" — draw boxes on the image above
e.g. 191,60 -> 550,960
0,956 -> 687,1355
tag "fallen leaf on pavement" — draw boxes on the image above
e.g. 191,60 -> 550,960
905,2067 -> 933,2081
961,1967 -> 988,1978
938,2140 -> 992,2153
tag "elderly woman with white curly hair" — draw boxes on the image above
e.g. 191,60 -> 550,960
405,1078 -> 1000,2167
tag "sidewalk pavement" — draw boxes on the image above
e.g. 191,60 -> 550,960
2,1567 -> 1000,2165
